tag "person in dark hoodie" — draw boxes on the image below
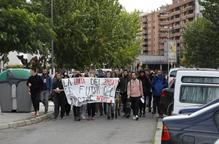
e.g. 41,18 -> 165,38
27,68 -> 43,116
138,70 -> 152,117
151,70 -> 167,117
118,69 -> 130,118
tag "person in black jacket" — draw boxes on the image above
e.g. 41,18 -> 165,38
138,70 -> 152,117
53,72 -> 66,119
62,72 -> 71,116
27,68 -> 43,116
118,69 -> 130,118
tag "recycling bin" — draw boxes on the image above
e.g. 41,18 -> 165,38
0,68 -> 31,112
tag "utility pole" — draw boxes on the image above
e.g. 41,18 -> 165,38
51,0 -> 54,74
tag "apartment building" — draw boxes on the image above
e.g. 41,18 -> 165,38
141,11 -> 159,55
168,0 -> 196,55
141,0 -> 199,57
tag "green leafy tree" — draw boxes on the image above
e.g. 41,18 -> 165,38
183,18 -> 219,68
0,0 -> 55,59
182,0 -> 219,68
200,0 -> 219,27
50,0 -> 140,69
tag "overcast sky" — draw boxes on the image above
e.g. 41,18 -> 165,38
119,0 -> 172,12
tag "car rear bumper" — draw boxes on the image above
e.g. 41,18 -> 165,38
161,141 -> 172,144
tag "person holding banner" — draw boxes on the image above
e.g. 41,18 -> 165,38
62,72 -> 71,116
87,69 -> 96,120
127,72 -> 144,121
118,70 -> 130,118
73,71 -> 82,121
106,71 -> 115,120
52,72 -> 66,119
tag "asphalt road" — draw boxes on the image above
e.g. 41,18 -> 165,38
0,113 -> 157,144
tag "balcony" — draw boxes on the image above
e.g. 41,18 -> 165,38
173,17 -> 181,23
185,5 -> 194,11
160,21 -> 169,25
160,27 -> 168,31
159,39 -> 166,44
173,25 -> 181,30
187,13 -> 195,19
168,19 -> 174,24
182,6 -> 194,13
159,14 -> 168,19
160,33 -> 168,38
172,10 -> 181,16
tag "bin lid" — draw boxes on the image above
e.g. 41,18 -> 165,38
0,68 -> 30,81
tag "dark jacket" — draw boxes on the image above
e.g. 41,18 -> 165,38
52,79 -> 65,97
152,74 -> 168,96
41,74 -> 52,91
27,75 -> 43,95
118,75 -> 130,94
138,75 -> 152,95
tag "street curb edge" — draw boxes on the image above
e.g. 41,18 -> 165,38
0,112 -> 54,130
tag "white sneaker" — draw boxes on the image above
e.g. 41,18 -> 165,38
133,116 -> 136,120
135,115 -> 139,121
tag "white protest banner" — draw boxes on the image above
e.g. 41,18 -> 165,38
62,77 -> 119,106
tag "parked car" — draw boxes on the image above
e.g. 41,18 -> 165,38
179,98 -> 219,114
161,102 -> 219,144
172,69 -> 219,114
161,69 -> 219,115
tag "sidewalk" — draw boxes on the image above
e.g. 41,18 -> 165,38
0,102 -> 54,130
153,118 -> 163,144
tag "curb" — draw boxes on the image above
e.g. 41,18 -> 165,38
0,112 -> 54,130
153,118 -> 163,144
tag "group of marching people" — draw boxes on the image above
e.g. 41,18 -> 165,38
27,67 -> 168,121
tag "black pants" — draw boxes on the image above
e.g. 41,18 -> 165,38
87,103 -> 96,117
53,95 -> 66,118
107,103 -> 114,119
130,97 -> 141,116
147,93 -> 152,110
121,92 -> 128,115
153,96 -> 161,114
98,103 -> 103,115
139,92 -> 147,115
31,93 -> 40,112
73,106 -> 81,119
64,95 -> 71,115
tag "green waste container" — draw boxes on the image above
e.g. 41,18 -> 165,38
0,68 -> 31,112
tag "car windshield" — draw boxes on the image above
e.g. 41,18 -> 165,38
170,70 -> 177,77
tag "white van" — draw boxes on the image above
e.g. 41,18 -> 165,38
172,69 -> 219,114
